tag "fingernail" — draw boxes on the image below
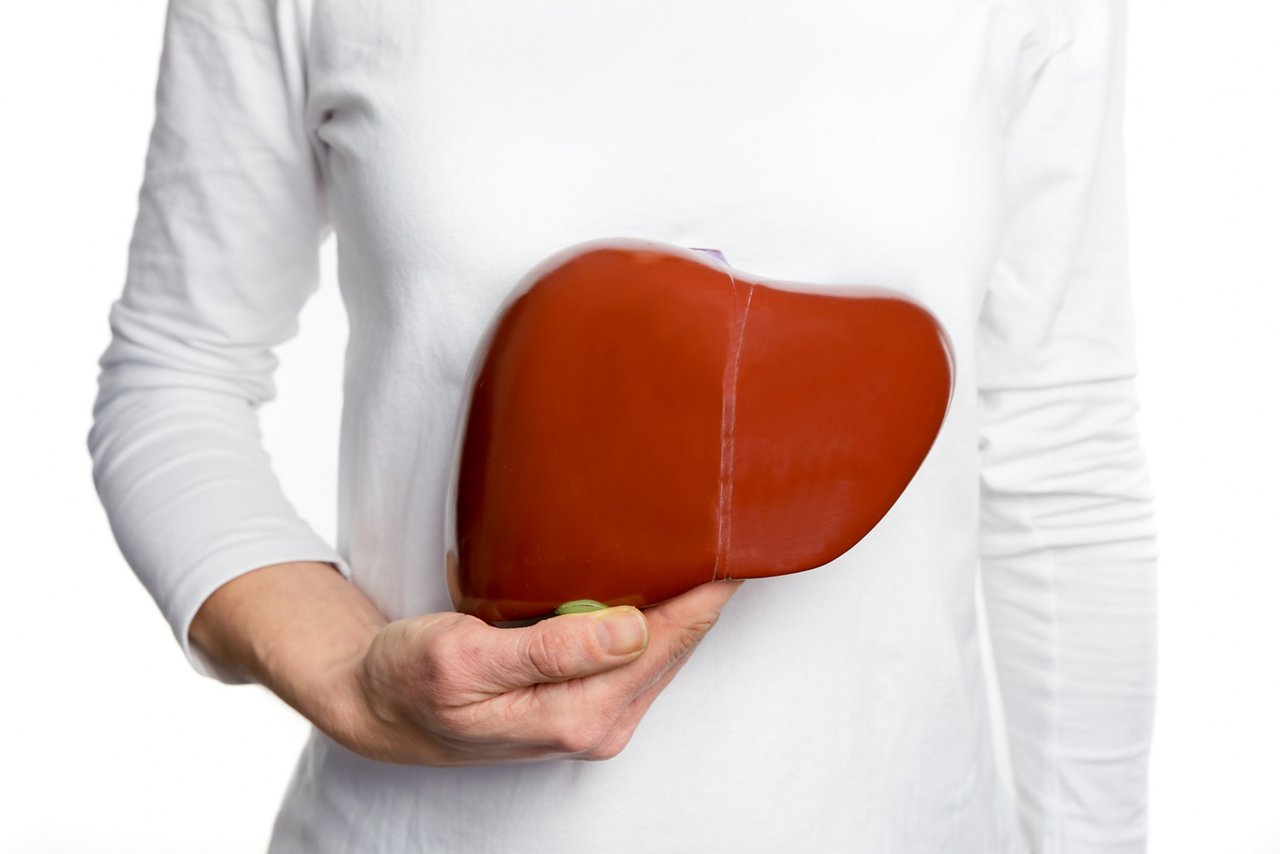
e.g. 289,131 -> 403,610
594,608 -> 647,656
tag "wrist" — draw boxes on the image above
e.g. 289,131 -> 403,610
190,560 -> 389,740
290,624 -> 383,750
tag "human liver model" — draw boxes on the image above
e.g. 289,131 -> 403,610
446,238 -> 954,622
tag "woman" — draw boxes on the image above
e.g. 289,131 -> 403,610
88,0 -> 1158,850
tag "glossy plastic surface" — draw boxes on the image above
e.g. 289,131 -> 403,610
446,238 -> 955,622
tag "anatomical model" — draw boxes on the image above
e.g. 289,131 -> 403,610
446,238 -> 954,623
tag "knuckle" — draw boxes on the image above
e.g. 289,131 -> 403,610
412,612 -> 476,654
433,701 -> 482,736
584,739 -> 627,761
553,719 -> 608,754
557,731 -> 595,754
420,639 -> 464,687
669,628 -> 704,663
526,628 -> 585,681
687,607 -> 721,635
664,609 -> 721,660
417,619 -> 491,703
583,719 -> 637,760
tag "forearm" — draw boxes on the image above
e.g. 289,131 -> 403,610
86,0 -> 349,683
189,558 -> 738,767
189,561 -> 388,737
982,541 -> 1157,849
980,378 -> 1158,849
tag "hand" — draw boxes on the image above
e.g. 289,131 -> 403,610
326,580 -> 741,766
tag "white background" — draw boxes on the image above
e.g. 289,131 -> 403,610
1,1 -> 1276,851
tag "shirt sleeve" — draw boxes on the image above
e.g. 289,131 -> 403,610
975,0 -> 1158,850
86,0 -> 352,684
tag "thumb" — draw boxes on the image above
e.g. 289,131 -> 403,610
479,606 -> 650,693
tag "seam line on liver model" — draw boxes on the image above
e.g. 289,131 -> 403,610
714,274 -> 754,581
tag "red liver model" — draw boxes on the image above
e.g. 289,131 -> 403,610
446,238 -> 955,622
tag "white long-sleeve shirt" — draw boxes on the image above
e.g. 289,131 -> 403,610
88,0 -> 1158,851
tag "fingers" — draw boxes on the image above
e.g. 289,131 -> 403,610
429,580 -> 739,700
586,579 -> 743,707
428,606 -> 651,700
567,580 -> 743,759
582,637 -> 701,760
499,580 -> 743,751
642,578 -> 742,657
376,581 -> 741,763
